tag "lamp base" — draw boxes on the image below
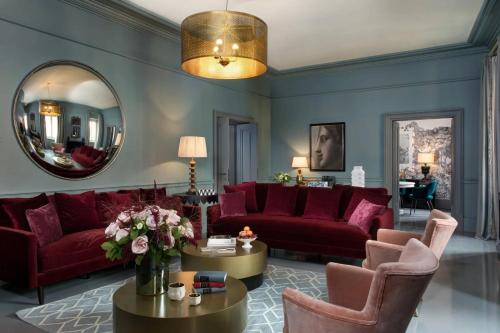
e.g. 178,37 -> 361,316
296,169 -> 304,185
188,159 -> 197,194
421,164 -> 430,179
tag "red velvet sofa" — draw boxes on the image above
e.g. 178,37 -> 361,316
71,145 -> 107,168
0,188 -> 201,304
208,184 -> 394,259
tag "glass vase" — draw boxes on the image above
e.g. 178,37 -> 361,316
135,255 -> 170,296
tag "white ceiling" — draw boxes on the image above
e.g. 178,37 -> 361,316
126,0 -> 485,71
22,65 -> 118,109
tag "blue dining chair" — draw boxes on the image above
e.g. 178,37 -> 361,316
409,180 -> 438,212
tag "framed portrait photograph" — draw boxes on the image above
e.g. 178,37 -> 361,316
310,122 -> 345,171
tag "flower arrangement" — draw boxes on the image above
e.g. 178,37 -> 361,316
274,171 -> 292,184
101,205 -> 195,266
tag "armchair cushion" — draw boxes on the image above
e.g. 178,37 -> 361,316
377,229 -> 421,246
2,193 -> 49,231
302,187 -> 342,220
55,191 -> 101,234
224,181 -> 258,212
26,202 -> 63,247
264,184 -> 299,216
363,240 -> 404,270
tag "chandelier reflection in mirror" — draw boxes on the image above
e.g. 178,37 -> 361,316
181,0 -> 267,79
12,61 -> 125,179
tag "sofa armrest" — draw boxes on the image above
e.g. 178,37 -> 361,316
326,262 -> 374,310
207,204 -> 221,237
377,229 -> 421,246
369,208 -> 394,239
0,227 -> 38,288
183,205 -> 202,240
283,288 -> 374,333
363,240 -> 404,270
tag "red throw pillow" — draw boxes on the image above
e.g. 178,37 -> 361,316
224,182 -> 258,213
347,199 -> 386,234
264,184 -> 299,216
219,191 -> 247,218
2,193 -> 49,231
302,187 -> 343,220
26,202 -> 63,247
343,190 -> 392,221
156,196 -> 185,217
54,191 -> 101,234
96,192 -> 132,223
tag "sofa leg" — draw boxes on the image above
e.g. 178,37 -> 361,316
37,287 -> 44,305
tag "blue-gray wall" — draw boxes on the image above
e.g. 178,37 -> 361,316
0,0 -> 271,195
270,48 -> 487,232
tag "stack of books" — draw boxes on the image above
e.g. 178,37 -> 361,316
200,235 -> 236,254
193,271 -> 227,294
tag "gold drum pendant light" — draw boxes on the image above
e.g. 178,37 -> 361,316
181,2 -> 267,80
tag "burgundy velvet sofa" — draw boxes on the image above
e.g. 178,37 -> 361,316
0,188 -> 201,304
71,145 -> 107,168
208,184 -> 394,259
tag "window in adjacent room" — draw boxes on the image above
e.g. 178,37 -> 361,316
44,115 -> 58,141
88,117 -> 98,146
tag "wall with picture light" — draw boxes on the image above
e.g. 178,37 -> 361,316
0,0 -> 272,196
270,48 -> 487,232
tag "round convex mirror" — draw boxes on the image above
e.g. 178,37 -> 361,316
12,61 -> 125,179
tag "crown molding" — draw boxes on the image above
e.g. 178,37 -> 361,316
468,0 -> 500,48
57,0 -> 181,42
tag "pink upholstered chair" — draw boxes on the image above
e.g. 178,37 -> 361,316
282,239 -> 439,333
362,209 -> 457,270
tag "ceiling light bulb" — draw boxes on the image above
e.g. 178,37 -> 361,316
232,43 -> 239,50
216,38 -> 223,45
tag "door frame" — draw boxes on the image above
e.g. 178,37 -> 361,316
213,110 -> 255,191
384,108 -> 464,231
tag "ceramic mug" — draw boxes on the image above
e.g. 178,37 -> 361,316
168,282 -> 186,301
189,292 -> 201,306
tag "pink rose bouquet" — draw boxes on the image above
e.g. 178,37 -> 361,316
101,205 -> 194,265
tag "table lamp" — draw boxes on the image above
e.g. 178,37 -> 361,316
292,157 -> 308,185
178,136 -> 207,194
417,152 -> 434,179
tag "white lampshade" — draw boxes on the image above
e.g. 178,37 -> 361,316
292,156 -> 308,168
178,136 -> 207,158
417,152 -> 434,164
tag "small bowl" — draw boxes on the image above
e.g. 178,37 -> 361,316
168,282 -> 186,301
189,292 -> 201,306
237,237 -> 257,249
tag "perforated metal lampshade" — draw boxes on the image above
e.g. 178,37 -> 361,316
181,10 -> 267,80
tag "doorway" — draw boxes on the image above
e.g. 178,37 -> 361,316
384,109 -> 464,232
214,112 -> 258,193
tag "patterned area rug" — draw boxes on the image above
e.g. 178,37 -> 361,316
17,264 -> 327,333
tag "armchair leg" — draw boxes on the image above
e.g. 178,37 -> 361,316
37,286 -> 44,305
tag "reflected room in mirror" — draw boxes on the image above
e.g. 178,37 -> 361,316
12,61 -> 125,179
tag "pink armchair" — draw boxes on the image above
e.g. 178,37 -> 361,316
282,239 -> 439,333
362,209 -> 457,270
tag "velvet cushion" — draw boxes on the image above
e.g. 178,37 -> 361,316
224,182 -> 258,213
25,203 -> 63,247
139,187 -> 167,203
255,183 -> 275,212
0,198 -> 27,227
156,196 -> 185,217
54,191 -> 101,234
302,187 -> 343,220
335,185 -> 388,217
347,199 -> 386,234
343,190 -> 392,221
264,184 -> 299,216
2,193 -> 49,231
96,192 -> 132,223
219,191 -> 247,218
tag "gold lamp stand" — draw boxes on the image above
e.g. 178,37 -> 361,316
188,158 -> 197,194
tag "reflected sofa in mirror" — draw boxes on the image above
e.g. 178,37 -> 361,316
12,61 -> 125,179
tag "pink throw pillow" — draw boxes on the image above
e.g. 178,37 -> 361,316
26,203 -> 63,247
219,191 -> 247,218
224,182 -> 258,213
347,199 -> 386,234
343,190 -> 392,221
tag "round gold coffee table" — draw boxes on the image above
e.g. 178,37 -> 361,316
181,239 -> 267,290
113,271 -> 247,333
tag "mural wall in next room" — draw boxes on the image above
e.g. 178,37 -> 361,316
398,118 -> 452,202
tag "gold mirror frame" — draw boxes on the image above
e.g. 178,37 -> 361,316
11,60 -> 126,180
